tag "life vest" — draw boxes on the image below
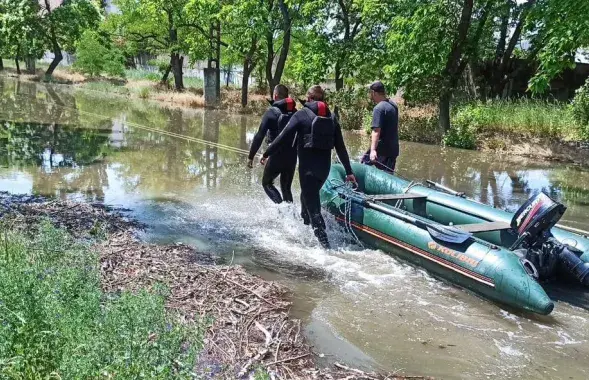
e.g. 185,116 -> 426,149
267,97 -> 296,143
302,101 -> 335,150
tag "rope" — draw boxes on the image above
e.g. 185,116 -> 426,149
324,179 -> 364,247
2,92 -> 256,157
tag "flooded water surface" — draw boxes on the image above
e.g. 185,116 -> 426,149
2,77 -> 589,379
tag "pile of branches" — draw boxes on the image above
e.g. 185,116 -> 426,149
0,192 -> 142,238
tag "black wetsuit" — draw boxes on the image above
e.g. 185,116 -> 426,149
248,98 -> 297,203
263,101 -> 353,248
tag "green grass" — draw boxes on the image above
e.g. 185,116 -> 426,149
443,99 -> 584,149
0,221 -> 204,379
452,100 -> 579,139
125,69 -> 204,89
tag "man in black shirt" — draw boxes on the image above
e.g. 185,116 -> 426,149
261,85 -> 356,249
248,84 -> 297,203
361,81 -> 399,173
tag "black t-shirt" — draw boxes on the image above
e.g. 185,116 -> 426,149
371,99 -> 399,157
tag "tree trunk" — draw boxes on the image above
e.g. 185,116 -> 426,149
25,57 -> 36,74
439,91 -> 451,134
265,0 -> 291,96
241,62 -> 251,108
335,60 -> 344,91
171,53 -> 184,91
15,59 -> 21,75
160,61 -> 172,85
225,63 -> 232,88
44,0 -> 62,78
0,58 -> 4,71
45,45 -> 62,78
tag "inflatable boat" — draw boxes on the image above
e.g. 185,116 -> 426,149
321,163 -> 589,315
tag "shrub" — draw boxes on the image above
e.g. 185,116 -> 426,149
74,31 -> 126,78
442,122 -> 478,149
73,31 -> 106,77
327,87 -> 372,130
572,79 -> 589,139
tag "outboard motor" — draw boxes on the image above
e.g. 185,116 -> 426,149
511,192 -> 589,286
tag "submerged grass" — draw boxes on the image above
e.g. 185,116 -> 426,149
0,221 -> 204,379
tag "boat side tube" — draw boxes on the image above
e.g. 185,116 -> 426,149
345,163 -> 589,264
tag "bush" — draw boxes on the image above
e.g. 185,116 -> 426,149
0,222 -> 203,379
327,87 -> 372,130
74,31 -> 126,78
442,123 -> 478,149
572,79 -> 589,139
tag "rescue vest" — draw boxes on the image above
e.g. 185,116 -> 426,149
302,101 -> 335,150
267,98 -> 296,143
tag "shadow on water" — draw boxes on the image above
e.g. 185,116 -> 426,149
3,76 -> 589,379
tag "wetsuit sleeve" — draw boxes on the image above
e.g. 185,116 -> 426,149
334,121 -> 353,175
263,112 -> 300,158
248,110 -> 273,160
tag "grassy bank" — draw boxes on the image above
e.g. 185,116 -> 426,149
0,222 -> 203,378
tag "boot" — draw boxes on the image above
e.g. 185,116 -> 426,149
314,227 -> 331,249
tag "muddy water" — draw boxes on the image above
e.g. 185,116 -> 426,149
1,77 -> 589,379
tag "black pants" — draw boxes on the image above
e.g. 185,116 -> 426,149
361,152 -> 397,173
299,173 -> 330,249
262,154 -> 296,204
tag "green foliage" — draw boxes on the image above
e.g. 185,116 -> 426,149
572,79 -> 589,138
528,0 -> 589,93
0,222 -> 203,379
74,30 -> 125,78
443,120 -> 478,150
327,87 -> 372,130
0,0 -> 45,62
47,0 -> 101,53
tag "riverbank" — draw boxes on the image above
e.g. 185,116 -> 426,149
0,192 -> 429,379
3,63 -> 588,167
0,63 -> 270,114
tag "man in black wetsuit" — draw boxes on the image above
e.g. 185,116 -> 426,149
261,85 -> 356,249
361,81 -> 399,173
248,84 -> 297,204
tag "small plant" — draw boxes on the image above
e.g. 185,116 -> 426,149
572,79 -> 589,139
139,87 -> 151,99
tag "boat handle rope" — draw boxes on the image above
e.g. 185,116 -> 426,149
325,179 -> 364,247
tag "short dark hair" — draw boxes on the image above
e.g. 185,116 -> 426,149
307,85 -> 325,101
369,81 -> 386,95
273,84 -> 289,99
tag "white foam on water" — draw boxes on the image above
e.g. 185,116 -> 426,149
493,339 -> 525,357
